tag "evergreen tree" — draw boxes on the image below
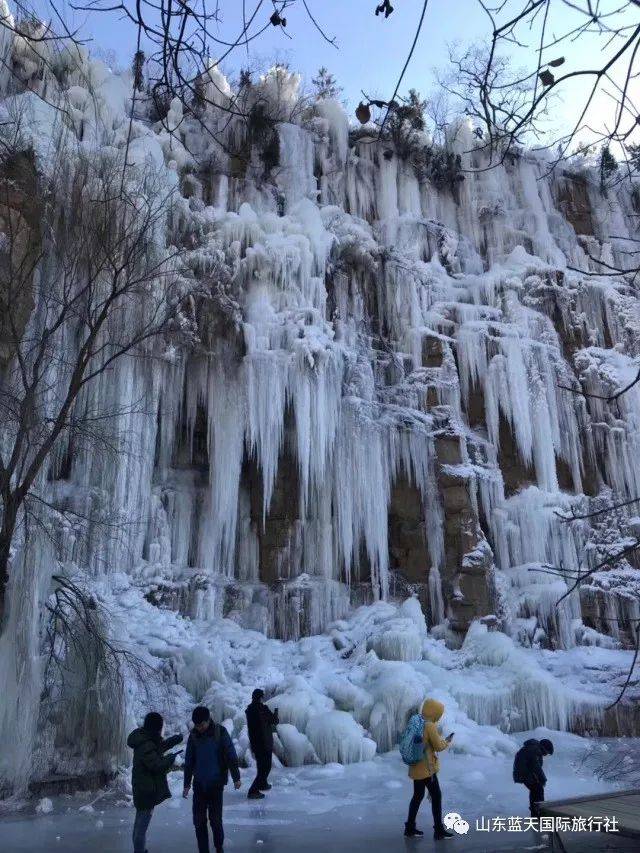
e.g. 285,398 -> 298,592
132,50 -> 145,92
311,67 -> 342,100
627,143 -> 640,173
395,89 -> 427,130
599,144 -> 618,193
193,74 -> 207,113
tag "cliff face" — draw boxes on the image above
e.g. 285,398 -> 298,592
1,55 -> 640,792
136,112 -> 640,650
6,79 -> 640,648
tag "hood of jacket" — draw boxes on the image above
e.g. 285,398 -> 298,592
523,738 -> 541,748
127,727 -> 157,749
421,699 -> 444,723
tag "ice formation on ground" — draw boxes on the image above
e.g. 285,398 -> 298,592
0,20 -> 639,795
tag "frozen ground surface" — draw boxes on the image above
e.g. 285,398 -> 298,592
1,733 -> 634,853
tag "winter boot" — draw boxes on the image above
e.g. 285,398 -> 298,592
247,790 -> 265,800
434,828 -> 455,840
259,783 -> 272,791
404,822 -> 424,837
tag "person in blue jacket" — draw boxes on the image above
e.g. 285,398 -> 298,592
183,706 -> 241,853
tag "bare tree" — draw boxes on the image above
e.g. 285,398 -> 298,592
581,733 -> 640,787
68,1 -> 336,137
538,405 -> 640,707
423,90 -> 454,146
1,0 -> 637,163
361,0 -> 640,180
437,44 -> 552,158
0,128 -> 190,622
40,573 -> 158,771
473,1 -> 640,164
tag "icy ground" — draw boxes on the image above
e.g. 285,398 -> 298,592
1,732 -> 634,852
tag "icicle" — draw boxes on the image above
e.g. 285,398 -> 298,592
428,566 -> 446,626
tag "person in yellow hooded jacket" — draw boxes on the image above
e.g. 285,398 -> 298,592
405,698 -> 454,840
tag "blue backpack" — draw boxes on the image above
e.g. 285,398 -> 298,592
399,713 -> 425,765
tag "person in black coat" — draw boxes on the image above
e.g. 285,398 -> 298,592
127,712 -> 183,853
513,738 -> 554,816
245,689 -> 279,799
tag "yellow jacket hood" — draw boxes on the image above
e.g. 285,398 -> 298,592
421,699 -> 444,722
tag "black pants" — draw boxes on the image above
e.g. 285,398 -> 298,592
248,749 -> 272,794
407,774 -> 444,832
525,781 -> 545,817
193,783 -> 224,853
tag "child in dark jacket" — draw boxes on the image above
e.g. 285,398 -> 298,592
183,706 -> 241,853
127,712 -> 183,853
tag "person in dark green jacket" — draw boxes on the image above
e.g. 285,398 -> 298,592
127,712 -> 183,853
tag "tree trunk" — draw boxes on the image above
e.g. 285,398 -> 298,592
0,498 -> 18,627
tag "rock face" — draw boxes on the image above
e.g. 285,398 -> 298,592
3,67 -> 640,656
32,107 -> 640,650
0,152 -> 39,365
434,433 -> 493,632
3,47 -> 640,800
388,477 -> 429,584
554,172 -> 596,237
130,106 -> 638,653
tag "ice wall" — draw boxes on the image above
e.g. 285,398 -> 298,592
142,102 -> 638,649
1,33 -> 640,791
2,48 -> 640,646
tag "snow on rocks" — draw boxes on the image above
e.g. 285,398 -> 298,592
274,724 -> 319,767
175,646 -> 227,702
268,678 -> 335,732
306,711 -> 376,764
363,659 -> 429,753
367,618 -> 423,662
109,581 -> 629,771
36,797 -> 53,814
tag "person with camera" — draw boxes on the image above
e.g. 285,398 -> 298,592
127,711 -> 183,853
245,688 -> 279,800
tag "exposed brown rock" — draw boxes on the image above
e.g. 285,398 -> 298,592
434,433 -> 495,632
421,333 -> 444,367
554,173 -> 595,237
463,384 -> 486,430
388,476 -> 430,583
580,586 -> 639,649
435,432 -> 464,466
0,151 -> 41,366
247,433 -> 301,586
496,414 -> 536,497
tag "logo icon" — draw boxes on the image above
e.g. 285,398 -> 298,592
444,812 -> 470,835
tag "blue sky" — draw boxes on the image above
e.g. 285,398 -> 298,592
40,0 -> 494,100
29,1 -> 640,145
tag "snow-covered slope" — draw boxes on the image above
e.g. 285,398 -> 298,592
0,27 -> 639,795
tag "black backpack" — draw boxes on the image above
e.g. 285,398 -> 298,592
512,745 -> 528,783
